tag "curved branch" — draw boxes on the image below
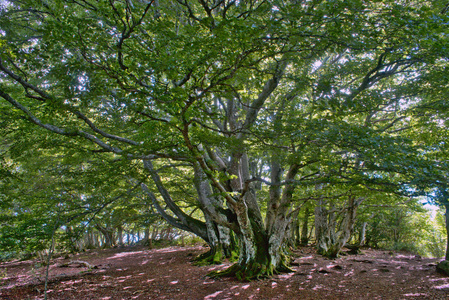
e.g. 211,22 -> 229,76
241,59 -> 287,135
143,159 -> 210,240
0,59 -> 140,146
73,111 -> 139,145
141,183 -> 201,234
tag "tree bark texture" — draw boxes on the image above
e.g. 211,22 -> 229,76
315,196 -> 363,258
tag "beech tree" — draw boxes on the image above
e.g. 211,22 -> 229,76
1,0 -> 448,279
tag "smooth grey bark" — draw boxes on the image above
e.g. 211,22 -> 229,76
445,204 -> 449,261
266,164 -> 300,266
315,196 -> 364,258
193,163 -> 236,259
315,198 -> 331,255
359,221 -> 367,246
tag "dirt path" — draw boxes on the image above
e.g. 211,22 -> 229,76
1,246 -> 449,299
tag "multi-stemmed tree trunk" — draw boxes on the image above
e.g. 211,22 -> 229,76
181,91 -> 304,280
315,196 -> 364,258
95,223 -> 115,248
192,163 -> 237,264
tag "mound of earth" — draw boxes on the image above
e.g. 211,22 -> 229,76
1,246 -> 449,299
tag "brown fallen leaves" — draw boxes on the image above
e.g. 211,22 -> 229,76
1,245 -> 449,299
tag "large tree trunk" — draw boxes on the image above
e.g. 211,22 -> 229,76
211,200 -> 282,281
211,161 -> 298,280
181,60 -> 290,280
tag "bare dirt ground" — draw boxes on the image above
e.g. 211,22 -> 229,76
1,245 -> 449,299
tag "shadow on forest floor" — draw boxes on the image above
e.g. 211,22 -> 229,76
1,245 -> 449,299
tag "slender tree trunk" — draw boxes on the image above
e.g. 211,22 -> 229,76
445,204 -> 449,261
300,207 -> 311,246
315,198 -> 331,255
359,222 -> 367,246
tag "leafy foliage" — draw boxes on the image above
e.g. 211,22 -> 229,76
0,0 -> 448,274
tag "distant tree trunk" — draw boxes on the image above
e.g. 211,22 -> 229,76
117,226 -> 124,246
315,196 -> 363,258
86,229 -> 97,249
93,231 -> 100,248
359,222 -> 367,246
315,198 -> 331,255
300,207 -> 311,246
66,226 -> 79,252
292,219 -> 300,247
95,224 -> 115,248
287,209 -> 300,247
152,227 -> 159,240
445,204 -> 449,261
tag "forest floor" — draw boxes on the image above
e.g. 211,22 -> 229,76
1,245 -> 449,299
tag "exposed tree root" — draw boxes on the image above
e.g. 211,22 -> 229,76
193,249 -> 223,266
318,246 -> 342,259
57,260 -> 95,269
193,245 -> 239,266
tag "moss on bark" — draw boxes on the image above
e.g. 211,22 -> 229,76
208,245 -> 293,281
194,241 -> 239,266
194,248 -> 223,266
209,258 -> 293,281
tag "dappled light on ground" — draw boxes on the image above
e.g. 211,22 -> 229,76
1,246 -> 448,299
204,290 -> 223,299
108,251 -> 145,259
